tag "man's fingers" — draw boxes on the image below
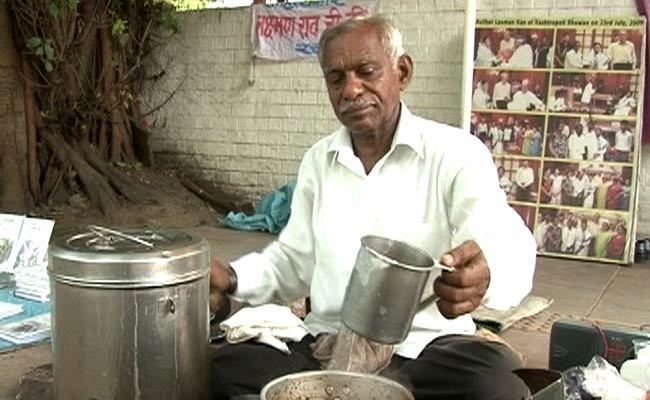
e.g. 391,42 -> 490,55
434,277 -> 481,302
440,240 -> 483,269
436,299 -> 475,319
439,256 -> 489,288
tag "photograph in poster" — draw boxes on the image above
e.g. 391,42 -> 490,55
468,16 -> 645,264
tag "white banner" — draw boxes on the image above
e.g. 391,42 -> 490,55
251,0 -> 378,61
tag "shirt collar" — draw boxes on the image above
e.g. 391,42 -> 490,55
326,102 -> 425,165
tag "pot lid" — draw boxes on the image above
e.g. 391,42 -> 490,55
48,226 -> 210,287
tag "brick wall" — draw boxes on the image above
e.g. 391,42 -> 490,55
0,4 -> 26,188
147,0 -> 650,234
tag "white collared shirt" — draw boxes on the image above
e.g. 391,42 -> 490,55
493,81 -> 511,101
230,105 -> 536,359
615,129 -> 633,151
509,90 -> 545,111
607,41 -> 636,65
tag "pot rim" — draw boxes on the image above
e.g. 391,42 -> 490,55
260,370 -> 414,400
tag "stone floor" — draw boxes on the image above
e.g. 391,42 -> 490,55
1,226 -> 649,399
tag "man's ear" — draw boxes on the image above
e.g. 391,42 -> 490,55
396,54 -> 414,91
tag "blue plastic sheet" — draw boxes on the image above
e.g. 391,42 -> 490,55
221,180 -> 296,234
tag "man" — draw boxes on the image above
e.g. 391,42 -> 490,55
550,168 -> 564,205
594,127 -> 610,161
561,218 -> 578,253
498,166 -> 513,196
472,79 -> 491,109
554,32 -> 572,68
567,124 -> 587,161
498,29 -> 516,63
572,169 -> 588,207
515,160 -> 534,202
534,214 -> 549,251
613,90 -> 636,116
584,121 -> 598,160
543,215 -> 563,253
564,41 -> 583,69
575,219 -> 593,257
584,42 -> 609,70
614,121 -> 633,162
607,30 -> 637,70
209,17 -> 535,400
580,74 -> 596,112
493,72 -> 512,110
508,79 -> 545,111
534,36 -> 551,68
509,36 -> 533,68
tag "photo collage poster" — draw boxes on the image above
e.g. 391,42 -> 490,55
469,17 -> 646,264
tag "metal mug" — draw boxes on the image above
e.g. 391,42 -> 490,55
341,235 -> 446,345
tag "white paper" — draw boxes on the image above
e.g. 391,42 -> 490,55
0,214 -> 26,273
13,217 -> 55,271
0,302 -> 23,321
0,313 -> 51,344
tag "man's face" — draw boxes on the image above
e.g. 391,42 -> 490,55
619,31 -> 627,43
321,26 -> 412,137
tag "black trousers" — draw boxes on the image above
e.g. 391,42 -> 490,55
211,334 -> 531,400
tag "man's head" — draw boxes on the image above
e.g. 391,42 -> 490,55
621,120 -> 630,131
499,72 -> 509,82
504,30 -> 511,40
573,41 -> 581,51
575,124 -> 583,135
521,79 -> 529,92
594,42 -> 602,53
618,30 -> 627,44
595,127 -> 602,137
581,219 -> 588,231
319,17 -> 413,139
562,33 -> 570,43
521,160 -> 529,168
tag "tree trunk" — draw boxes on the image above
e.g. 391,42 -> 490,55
0,117 -> 27,213
21,57 -> 41,204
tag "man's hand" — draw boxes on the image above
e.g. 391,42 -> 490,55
209,260 -> 237,318
434,240 -> 490,319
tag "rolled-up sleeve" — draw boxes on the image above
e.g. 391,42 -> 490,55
230,154 -> 317,306
445,144 -> 536,311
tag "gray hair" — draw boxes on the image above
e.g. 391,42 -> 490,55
318,16 -> 405,66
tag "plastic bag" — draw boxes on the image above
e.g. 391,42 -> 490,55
562,355 -> 649,400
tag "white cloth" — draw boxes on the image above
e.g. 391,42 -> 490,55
477,122 -> 488,135
515,167 -> 534,189
499,37 -> 515,58
493,81 -> 511,102
230,104 -> 536,359
576,228 -> 593,256
534,221 -> 548,251
475,43 -> 497,67
564,49 -> 583,69
584,50 -> 609,70
499,175 -> 513,194
502,127 -> 513,142
614,96 -> 636,116
551,175 -> 563,205
472,87 -> 490,109
509,44 -> 533,68
607,41 -> 636,65
562,227 -> 578,252
574,175 -> 589,197
220,304 -> 309,354
509,90 -> 545,111
581,82 -> 596,104
568,133 -> 587,160
584,131 -> 598,160
583,178 -> 596,208
552,97 -> 567,111
615,129 -> 633,152
595,136 -> 610,161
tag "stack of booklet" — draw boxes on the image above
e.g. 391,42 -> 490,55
0,215 -> 55,302
0,313 -> 51,345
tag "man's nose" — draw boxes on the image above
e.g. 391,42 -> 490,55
341,73 -> 363,100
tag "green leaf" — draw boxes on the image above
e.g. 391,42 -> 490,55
44,43 -> 55,60
27,37 -> 42,50
68,0 -> 79,9
35,46 -> 44,57
48,3 -> 62,18
44,61 -> 53,73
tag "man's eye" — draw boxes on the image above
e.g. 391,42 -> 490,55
359,67 -> 376,76
327,74 -> 343,85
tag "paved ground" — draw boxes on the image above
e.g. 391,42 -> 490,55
1,226 -> 649,399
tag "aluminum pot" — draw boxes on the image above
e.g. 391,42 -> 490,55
48,226 -> 210,400
341,235 -> 438,344
260,370 -> 414,400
